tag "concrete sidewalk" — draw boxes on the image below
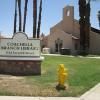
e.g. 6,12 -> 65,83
80,83 -> 100,100
0,97 -> 80,100
0,96 -> 38,100
42,54 -> 100,59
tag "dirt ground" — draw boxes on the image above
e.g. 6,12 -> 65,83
0,75 -> 59,96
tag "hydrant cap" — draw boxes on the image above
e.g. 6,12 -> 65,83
59,64 -> 64,69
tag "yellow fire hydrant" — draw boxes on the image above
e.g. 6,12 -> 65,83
56,64 -> 68,90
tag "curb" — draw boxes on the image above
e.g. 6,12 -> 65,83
80,83 -> 100,100
0,97 -> 80,100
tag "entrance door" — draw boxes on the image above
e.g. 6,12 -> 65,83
59,43 -> 63,53
55,38 -> 63,53
55,43 -> 58,52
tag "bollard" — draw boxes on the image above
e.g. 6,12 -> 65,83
56,64 -> 68,90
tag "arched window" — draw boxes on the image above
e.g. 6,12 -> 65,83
67,10 -> 70,16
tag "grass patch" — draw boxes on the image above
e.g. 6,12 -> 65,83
0,55 -> 100,97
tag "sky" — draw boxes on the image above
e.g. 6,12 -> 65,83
0,0 -> 100,37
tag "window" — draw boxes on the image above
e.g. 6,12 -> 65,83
67,10 -> 70,16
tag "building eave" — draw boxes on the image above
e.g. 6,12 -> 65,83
72,36 -> 80,40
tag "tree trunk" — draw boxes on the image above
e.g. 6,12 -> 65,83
85,2 -> 90,54
79,0 -> 87,55
23,0 -> 28,32
37,0 -> 42,38
13,0 -> 17,34
18,0 -> 22,31
33,0 -> 37,38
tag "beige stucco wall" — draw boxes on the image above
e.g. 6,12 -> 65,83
73,20 -> 80,38
62,6 -> 74,33
89,31 -> 100,55
61,17 -> 74,34
50,6 -> 74,35
48,29 -> 73,53
50,21 -> 63,34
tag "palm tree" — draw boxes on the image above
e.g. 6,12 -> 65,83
85,1 -> 90,54
23,0 -> 28,32
97,10 -> 100,28
79,0 -> 87,55
37,0 -> 42,38
18,0 -> 22,31
33,0 -> 37,38
78,0 -> 97,55
13,0 -> 17,34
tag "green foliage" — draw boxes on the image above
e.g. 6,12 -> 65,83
97,10 -> 100,27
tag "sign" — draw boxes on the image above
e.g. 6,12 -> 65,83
0,32 -> 41,57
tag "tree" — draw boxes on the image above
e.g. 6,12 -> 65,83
78,0 -> 97,55
85,1 -> 90,54
79,0 -> 88,55
18,0 -> 22,31
33,0 -> 37,38
13,0 -> 17,34
37,0 -> 42,38
23,0 -> 28,32
98,10 -> 100,28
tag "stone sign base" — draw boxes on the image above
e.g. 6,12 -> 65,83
0,57 -> 44,76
